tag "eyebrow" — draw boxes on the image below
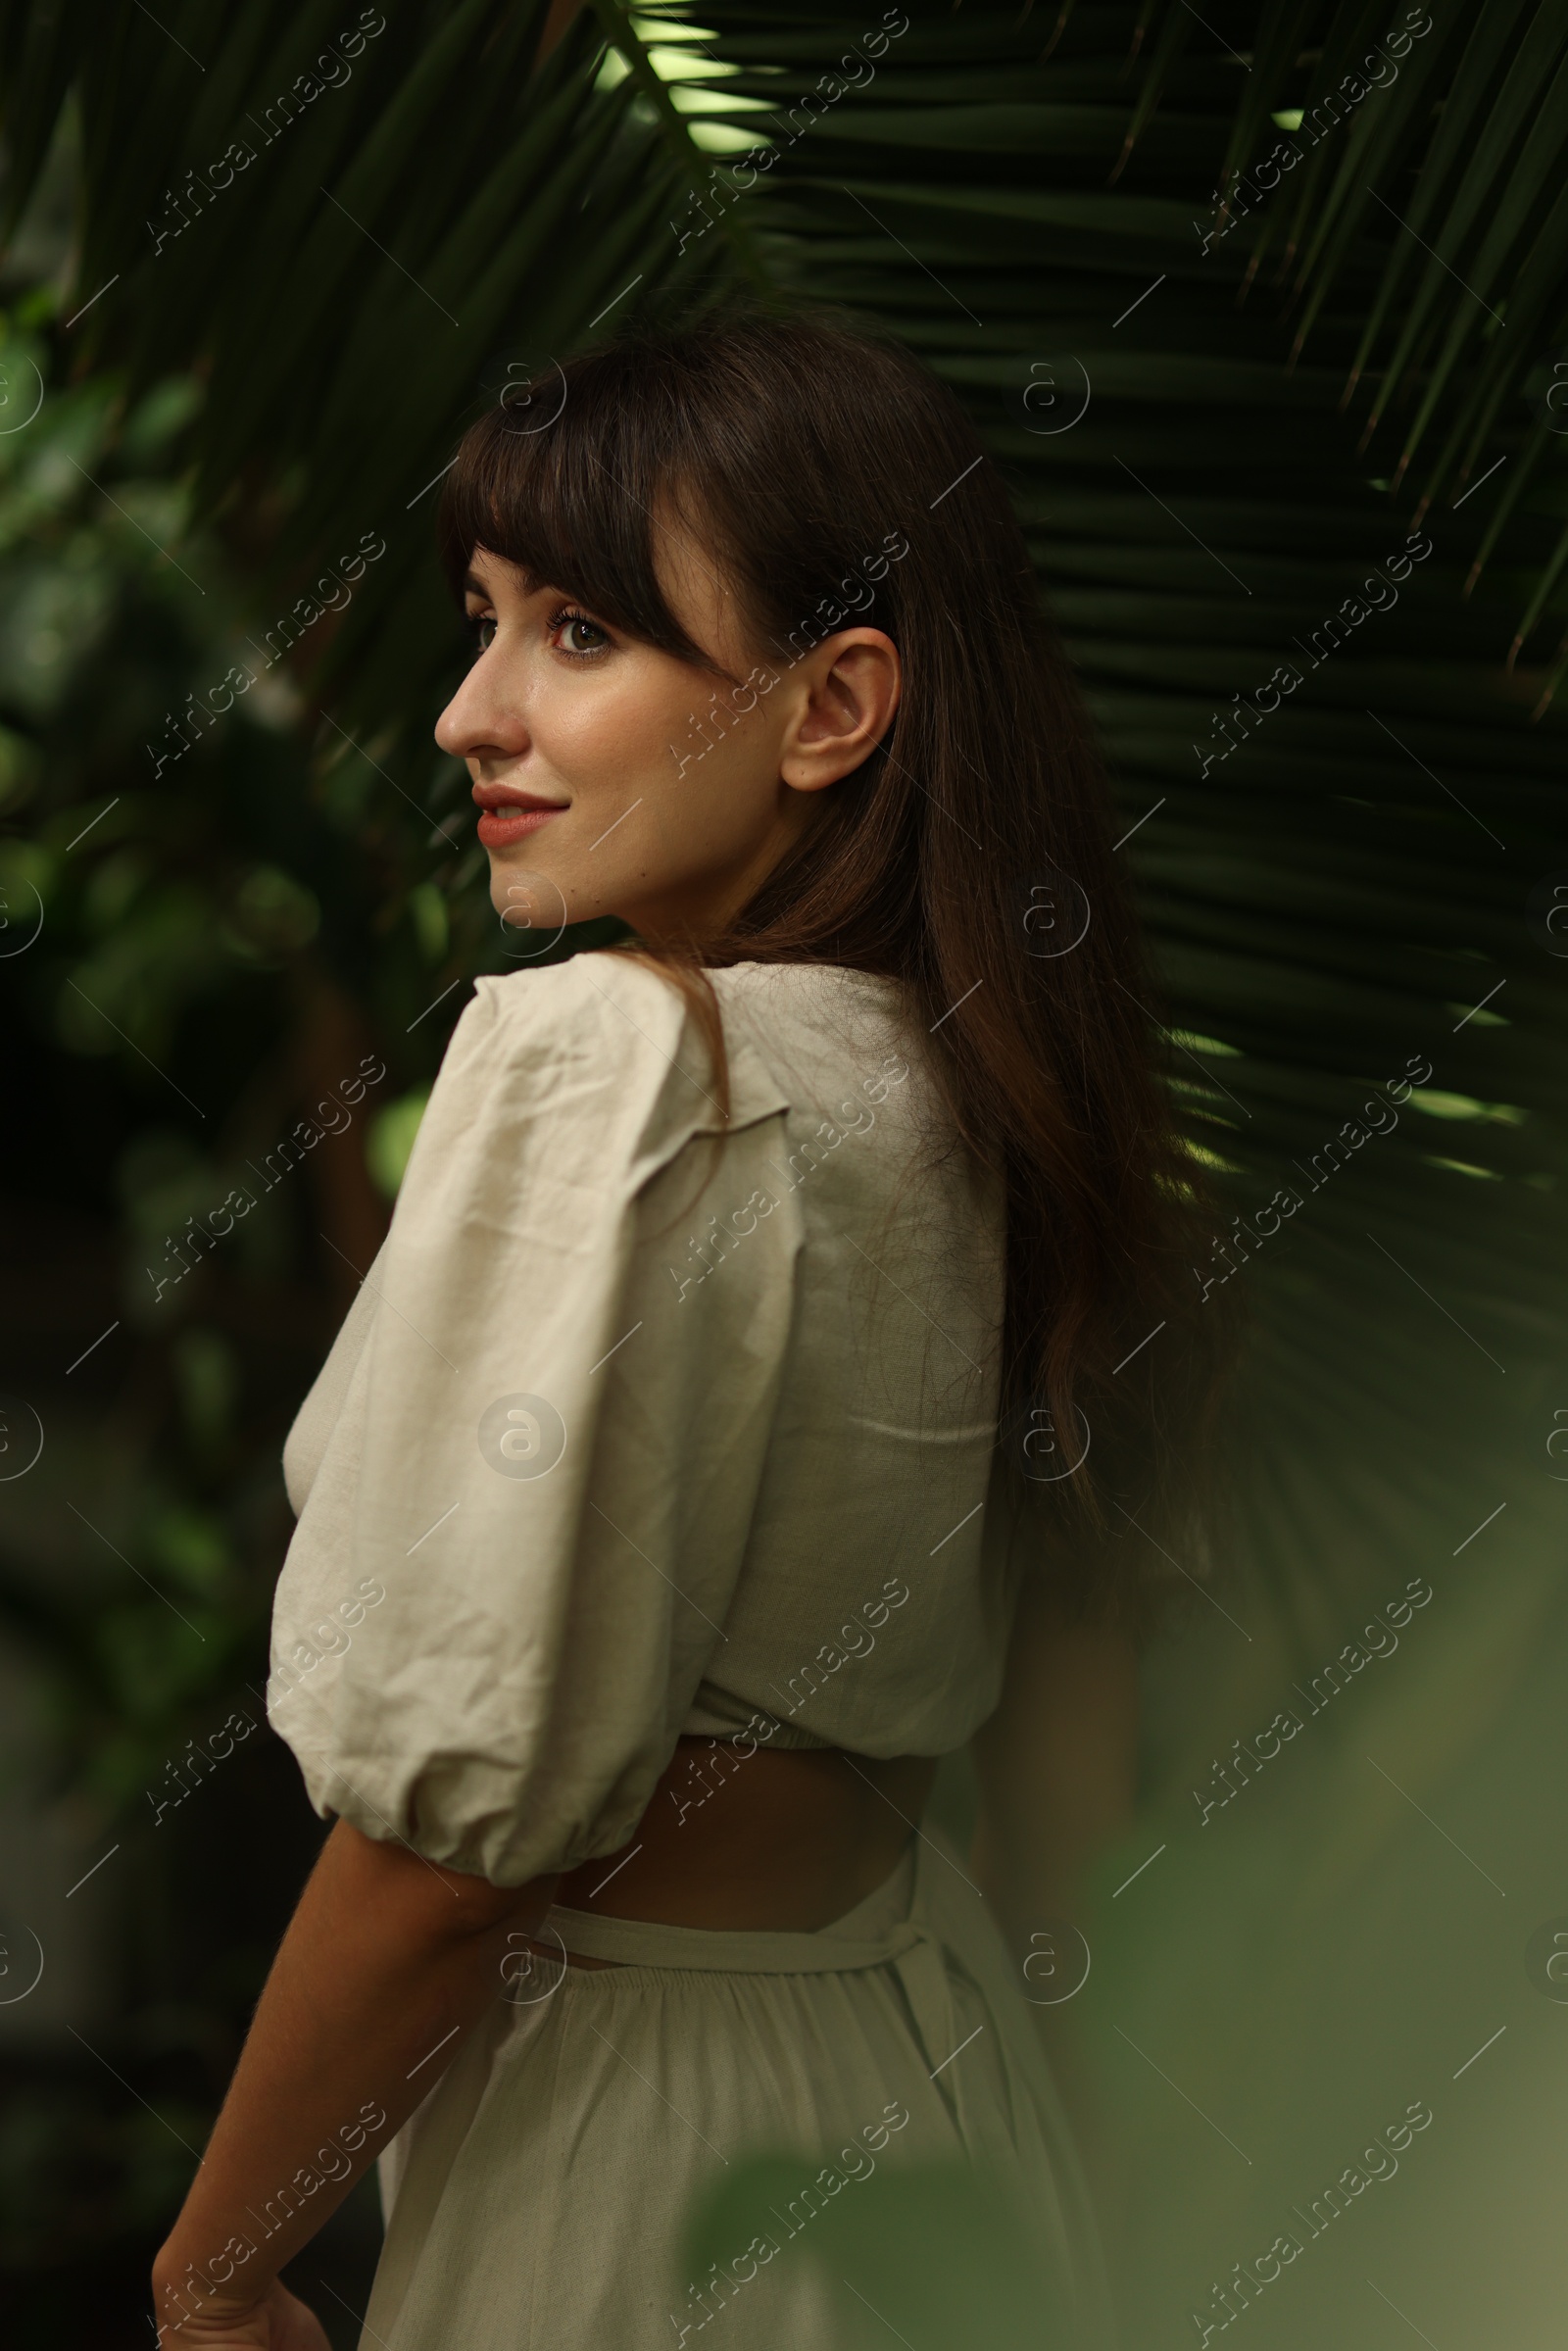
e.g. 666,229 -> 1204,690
463,564 -> 565,606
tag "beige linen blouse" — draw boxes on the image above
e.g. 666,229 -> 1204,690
269,951 -> 1023,1887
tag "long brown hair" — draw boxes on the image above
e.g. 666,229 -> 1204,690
439,309 -> 1234,1622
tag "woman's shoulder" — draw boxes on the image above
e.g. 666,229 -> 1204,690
459,952 -> 910,1112
708,957 -> 904,1019
421,955 -> 923,1188
443,948 -> 715,1112
423,951 -> 788,1178
707,959 -> 919,1109
463,948 -> 900,1035
464,944 -> 691,1056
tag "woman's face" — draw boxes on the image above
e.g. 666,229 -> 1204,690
434,533 -> 901,949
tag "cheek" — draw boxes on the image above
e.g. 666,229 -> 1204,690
563,666 -> 783,868
534,659 -> 698,805
484,634 -> 793,931
662,711 -> 782,839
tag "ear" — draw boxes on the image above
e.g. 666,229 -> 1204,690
778,628 -> 901,793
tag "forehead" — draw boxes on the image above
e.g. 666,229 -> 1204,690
464,549 -> 540,600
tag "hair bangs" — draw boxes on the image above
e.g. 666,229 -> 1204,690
437,376 -> 717,670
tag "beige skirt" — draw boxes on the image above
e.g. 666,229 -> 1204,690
363,1825 -> 1116,2350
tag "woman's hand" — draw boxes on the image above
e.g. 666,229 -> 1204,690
152,2274 -> 331,2351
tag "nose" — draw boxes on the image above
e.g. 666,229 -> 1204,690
435,655 -> 529,763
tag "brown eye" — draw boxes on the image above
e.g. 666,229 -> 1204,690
550,607 -> 611,657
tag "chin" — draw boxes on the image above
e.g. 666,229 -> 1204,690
490,859 -> 574,941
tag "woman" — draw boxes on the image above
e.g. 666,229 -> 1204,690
151,313 -> 1223,2349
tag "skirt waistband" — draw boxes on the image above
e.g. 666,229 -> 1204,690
541,1838 -> 919,1972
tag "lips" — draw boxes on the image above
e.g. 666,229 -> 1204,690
472,782 -> 566,850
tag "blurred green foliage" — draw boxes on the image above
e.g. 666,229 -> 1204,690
0,287 -> 546,2337
0,227 -> 619,2328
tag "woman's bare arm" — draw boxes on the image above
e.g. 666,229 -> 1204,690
150,1818 -> 556,2342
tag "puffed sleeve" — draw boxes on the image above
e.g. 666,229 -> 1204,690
267,949 -> 798,1884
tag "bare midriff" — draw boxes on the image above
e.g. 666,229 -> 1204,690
533,1738 -> 939,1969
